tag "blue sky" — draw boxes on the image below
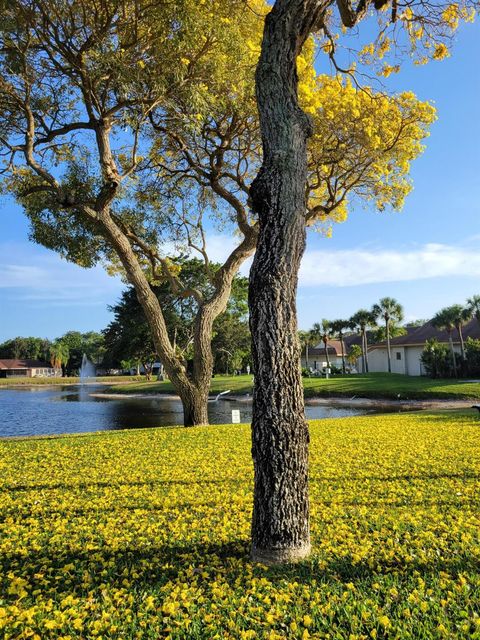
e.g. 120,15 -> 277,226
1,20 -> 479,341
298,20 -> 480,326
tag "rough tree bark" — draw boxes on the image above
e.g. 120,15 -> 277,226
249,0 -> 326,564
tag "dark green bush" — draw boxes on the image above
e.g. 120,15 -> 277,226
465,337 -> 480,376
421,339 -> 454,378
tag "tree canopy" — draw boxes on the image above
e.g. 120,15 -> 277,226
103,258 -> 250,374
0,0 -> 437,268
0,336 -> 49,360
0,0 -> 439,425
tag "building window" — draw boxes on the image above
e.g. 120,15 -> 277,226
396,352 -> 402,360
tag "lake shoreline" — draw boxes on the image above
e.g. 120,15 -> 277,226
96,391 -> 476,411
0,380 -> 135,389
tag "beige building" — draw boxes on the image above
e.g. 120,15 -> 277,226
367,319 -> 480,376
0,359 -> 59,378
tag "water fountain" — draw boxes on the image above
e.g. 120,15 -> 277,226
79,353 -> 96,382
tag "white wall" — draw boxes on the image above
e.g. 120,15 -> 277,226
367,344 -> 464,377
366,348 -> 388,373
390,346 -> 406,374
405,346 -> 424,376
368,346 -> 408,375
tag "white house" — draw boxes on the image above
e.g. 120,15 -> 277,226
367,319 -> 480,376
301,336 -> 362,372
0,359 -> 59,378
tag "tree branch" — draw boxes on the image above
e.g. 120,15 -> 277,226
336,0 -> 372,28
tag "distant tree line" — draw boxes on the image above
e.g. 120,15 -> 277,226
0,259 -> 251,378
103,259 -> 251,379
0,331 -> 105,376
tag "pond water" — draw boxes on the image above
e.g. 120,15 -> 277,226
0,385 -> 375,438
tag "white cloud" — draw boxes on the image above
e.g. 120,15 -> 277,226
2,238 -> 478,308
0,264 -> 47,288
298,242 -> 480,287
197,237 -> 480,288
0,242 -> 124,304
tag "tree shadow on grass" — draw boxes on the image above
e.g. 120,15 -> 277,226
3,478 -> 246,493
310,471 -> 480,482
1,495 -> 477,524
2,537 -> 480,602
6,468 -> 479,495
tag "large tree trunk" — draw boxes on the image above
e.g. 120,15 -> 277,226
248,0 -> 325,565
178,384 -> 210,427
249,219 -> 310,564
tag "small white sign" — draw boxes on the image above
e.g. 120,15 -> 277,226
232,409 -> 241,424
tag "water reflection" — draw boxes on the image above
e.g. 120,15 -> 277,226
0,385 -> 372,438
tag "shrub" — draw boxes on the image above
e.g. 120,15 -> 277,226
465,337 -> 480,376
329,364 -> 342,375
421,339 -> 454,378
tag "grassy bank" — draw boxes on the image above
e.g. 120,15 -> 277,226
0,375 -> 144,387
1,412 -> 480,638
105,372 -> 480,400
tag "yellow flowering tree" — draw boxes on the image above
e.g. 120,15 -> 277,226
0,0 -> 266,426
0,0 -> 435,430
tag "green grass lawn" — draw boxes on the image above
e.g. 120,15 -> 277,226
1,412 -> 479,638
105,372 -> 480,400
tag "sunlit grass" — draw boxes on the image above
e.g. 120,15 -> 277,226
105,372 -> 480,400
6,372 -> 478,400
1,411 -> 480,638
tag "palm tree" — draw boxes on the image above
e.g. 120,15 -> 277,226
466,295 -> 480,328
347,344 -> 363,369
431,307 -> 458,377
313,320 -> 332,369
300,325 -> 322,372
298,330 -> 313,370
330,319 -> 349,374
49,341 -> 70,376
371,297 -> 404,374
350,310 -> 377,373
450,304 -> 470,362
